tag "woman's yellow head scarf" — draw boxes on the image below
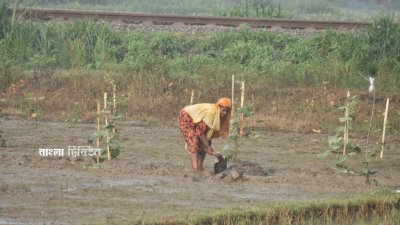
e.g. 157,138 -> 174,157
183,98 -> 231,140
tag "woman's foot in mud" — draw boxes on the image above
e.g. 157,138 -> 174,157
188,169 -> 214,182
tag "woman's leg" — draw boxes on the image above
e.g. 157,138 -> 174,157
179,111 -> 200,171
197,139 -> 211,170
189,152 -> 200,171
197,149 -> 206,170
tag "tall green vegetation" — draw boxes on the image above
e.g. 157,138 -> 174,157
12,20 -> 119,69
0,1 -> 11,39
1,2 -> 400,131
1,8 -> 400,91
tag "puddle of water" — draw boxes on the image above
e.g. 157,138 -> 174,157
0,218 -> 29,225
29,186 -> 58,193
56,177 -> 164,193
81,177 -> 161,189
62,187 -> 77,192
12,177 -> 159,194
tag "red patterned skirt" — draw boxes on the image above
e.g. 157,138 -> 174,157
178,109 -> 208,153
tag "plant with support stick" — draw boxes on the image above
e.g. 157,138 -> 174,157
319,91 -> 380,184
89,80 -> 122,163
359,96 -> 389,185
221,75 -> 253,161
319,91 -> 360,173
221,105 -> 252,161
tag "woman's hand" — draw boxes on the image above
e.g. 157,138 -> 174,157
205,145 -> 215,155
198,134 -> 212,153
212,151 -> 222,159
208,148 -> 223,159
198,133 -> 221,158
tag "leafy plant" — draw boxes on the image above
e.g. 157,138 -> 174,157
71,102 -> 83,122
88,80 -> 122,162
25,93 -> 45,124
221,81 -> 254,161
221,110 -> 239,161
0,117 -> 5,147
0,134 -> 5,148
318,92 -> 379,184
360,160 -> 378,185
150,32 -> 182,57
283,38 -> 317,64
335,94 -> 360,154
318,93 -> 360,172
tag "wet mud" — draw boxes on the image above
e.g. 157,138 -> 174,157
0,120 -> 399,224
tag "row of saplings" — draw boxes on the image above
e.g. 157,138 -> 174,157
86,76 -> 390,185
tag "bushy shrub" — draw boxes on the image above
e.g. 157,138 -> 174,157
150,32 -> 182,57
1,9 -> 400,93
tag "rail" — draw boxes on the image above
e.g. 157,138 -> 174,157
17,8 -> 371,30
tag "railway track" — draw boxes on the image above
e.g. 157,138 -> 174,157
17,8 -> 371,30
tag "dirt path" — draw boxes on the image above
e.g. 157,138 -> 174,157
0,120 -> 399,224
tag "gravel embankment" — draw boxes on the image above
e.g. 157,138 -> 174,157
109,21 -> 324,35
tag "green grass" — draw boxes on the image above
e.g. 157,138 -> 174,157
133,189 -> 400,225
4,15 -> 397,91
1,2 -> 400,133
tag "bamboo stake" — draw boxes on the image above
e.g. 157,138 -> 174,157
366,87 -> 376,156
323,81 -> 328,109
231,75 -> 235,115
104,92 -> 111,161
380,98 -> 390,159
96,100 -> 100,165
112,84 -> 117,134
190,90 -> 194,105
343,91 -> 350,155
343,107 -> 349,155
239,81 -> 245,138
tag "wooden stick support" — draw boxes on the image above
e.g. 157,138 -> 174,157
239,81 -> 245,138
231,75 -> 235,114
104,92 -> 111,161
380,98 -> 390,159
96,100 -> 100,164
342,91 -> 350,155
190,90 -> 194,105
366,89 -> 376,156
343,107 -> 349,155
112,84 -> 117,134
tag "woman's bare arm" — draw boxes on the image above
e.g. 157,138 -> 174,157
198,133 -> 220,157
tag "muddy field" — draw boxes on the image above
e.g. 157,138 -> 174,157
0,119 -> 399,225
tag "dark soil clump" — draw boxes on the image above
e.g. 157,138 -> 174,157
214,160 -> 269,182
227,160 -> 268,176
